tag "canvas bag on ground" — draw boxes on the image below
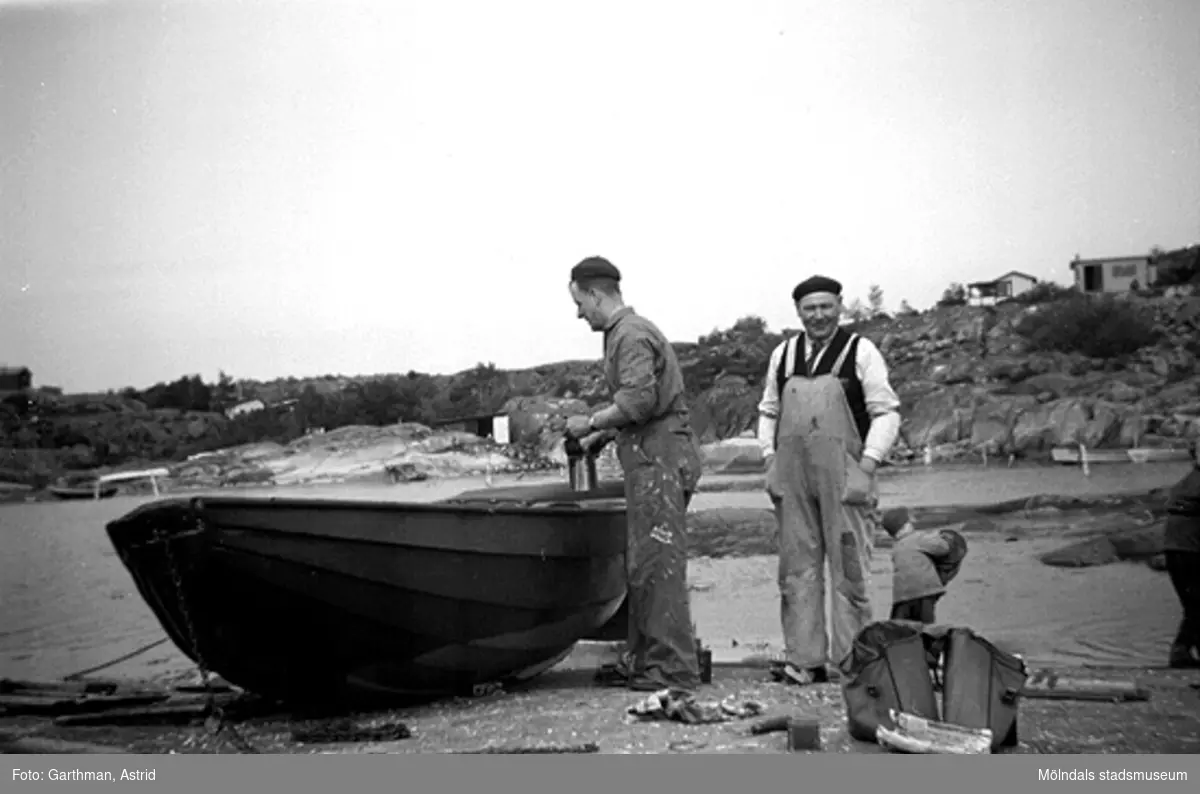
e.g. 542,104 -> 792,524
840,621 -> 941,742
940,626 -> 1028,750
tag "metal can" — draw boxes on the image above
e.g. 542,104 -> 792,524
695,639 -> 712,684
787,718 -> 821,751
569,455 -> 597,492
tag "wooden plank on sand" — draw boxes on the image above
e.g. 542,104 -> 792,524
0,731 -> 128,755
1021,670 -> 1149,702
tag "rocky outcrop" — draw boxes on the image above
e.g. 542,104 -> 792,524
5,294 -> 1198,486
871,297 -> 1200,462
700,434 -> 765,473
164,423 -> 535,489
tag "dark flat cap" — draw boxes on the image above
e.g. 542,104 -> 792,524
792,275 -> 843,302
571,256 -> 622,283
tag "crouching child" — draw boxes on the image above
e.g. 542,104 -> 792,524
881,507 -> 968,625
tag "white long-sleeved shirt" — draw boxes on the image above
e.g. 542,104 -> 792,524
756,332 -> 902,463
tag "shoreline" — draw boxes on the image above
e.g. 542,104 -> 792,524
3,456 -> 1196,754
8,456 -> 1193,509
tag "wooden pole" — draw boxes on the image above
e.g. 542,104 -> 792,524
485,434 -> 494,487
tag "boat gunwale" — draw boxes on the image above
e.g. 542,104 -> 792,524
105,492 -> 629,530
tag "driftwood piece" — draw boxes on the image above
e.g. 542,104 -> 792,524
748,715 -> 791,735
1021,670 -> 1150,702
909,491 -> 1167,530
0,678 -> 125,696
1,692 -> 170,716
446,742 -> 600,754
52,698 -> 215,727
0,731 -> 129,755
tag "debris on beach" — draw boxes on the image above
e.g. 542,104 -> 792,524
0,678 -> 171,717
446,742 -> 600,754
291,716 -> 411,745
0,730 -> 129,755
876,710 -> 993,755
1021,670 -> 1150,703
626,690 -> 764,725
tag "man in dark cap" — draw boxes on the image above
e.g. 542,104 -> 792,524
756,275 -> 902,685
563,256 -> 705,693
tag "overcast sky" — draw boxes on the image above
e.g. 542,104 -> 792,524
3,0 -> 1198,393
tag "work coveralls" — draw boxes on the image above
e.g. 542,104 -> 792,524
1164,465 -> 1200,668
773,350 -> 876,671
614,423 -> 704,691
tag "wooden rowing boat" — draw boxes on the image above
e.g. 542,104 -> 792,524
106,484 -> 629,706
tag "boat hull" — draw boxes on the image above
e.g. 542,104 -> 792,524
106,493 -> 628,705
443,480 -> 632,642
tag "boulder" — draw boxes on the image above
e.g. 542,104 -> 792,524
1082,401 -> 1126,448
969,395 -> 1037,452
1010,398 -> 1090,453
1008,373 -> 1084,399
701,437 -> 765,473
1039,521 -> 1166,568
900,384 -> 977,448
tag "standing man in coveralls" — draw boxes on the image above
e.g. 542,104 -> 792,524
563,256 -> 704,693
1162,440 -> 1200,668
756,275 -> 902,685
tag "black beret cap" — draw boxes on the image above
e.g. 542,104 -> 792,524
792,275 -> 843,302
571,256 -> 622,283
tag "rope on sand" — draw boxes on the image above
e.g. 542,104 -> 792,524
62,638 -> 169,681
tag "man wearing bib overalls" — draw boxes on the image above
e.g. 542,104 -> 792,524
756,276 -> 902,685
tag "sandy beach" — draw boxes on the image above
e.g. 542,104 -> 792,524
2,459 -> 1197,754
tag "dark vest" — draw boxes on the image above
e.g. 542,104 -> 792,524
773,327 -> 872,443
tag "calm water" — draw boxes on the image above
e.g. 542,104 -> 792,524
0,461 -> 1192,684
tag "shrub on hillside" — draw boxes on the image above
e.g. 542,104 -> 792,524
1011,281 -> 1075,305
1014,294 -> 1161,358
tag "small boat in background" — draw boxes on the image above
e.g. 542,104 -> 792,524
1050,447 -> 1129,465
47,483 -> 119,500
1126,447 -> 1193,464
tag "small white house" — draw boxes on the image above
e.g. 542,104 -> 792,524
967,271 -> 1039,305
1070,255 -> 1156,293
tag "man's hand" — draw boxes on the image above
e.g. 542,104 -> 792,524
565,414 -> 592,439
859,456 -> 879,476
764,453 -> 782,501
578,430 -> 612,455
